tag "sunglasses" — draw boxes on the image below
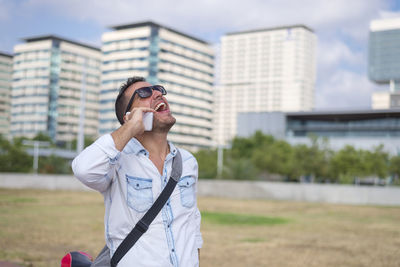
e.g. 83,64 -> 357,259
124,85 -> 167,114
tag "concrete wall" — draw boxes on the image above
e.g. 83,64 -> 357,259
0,173 -> 92,191
198,180 -> 400,206
1,173 -> 400,206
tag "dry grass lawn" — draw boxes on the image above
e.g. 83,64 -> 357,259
0,188 -> 399,267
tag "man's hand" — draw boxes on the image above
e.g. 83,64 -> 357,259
111,107 -> 155,151
125,107 -> 155,135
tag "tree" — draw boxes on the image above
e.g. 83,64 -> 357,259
363,145 -> 389,178
389,155 -> 400,185
70,136 -> 95,150
230,131 -> 275,159
0,135 -> 32,172
304,135 -> 333,182
252,139 -> 296,180
194,133 -> 394,184
222,157 -> 258,180
193,149 -> 217,179
291,144 -> 311,180
32,132 -> 53,144
39,155 -> 72,174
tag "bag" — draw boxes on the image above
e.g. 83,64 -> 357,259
91,245 -> 110,267
61,251 -> 93,267
61,150 -> 182,267
61,247 -> 108,267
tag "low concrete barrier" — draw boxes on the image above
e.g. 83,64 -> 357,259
0,173 -> 92,191
198,180 -> 400,206
1,173 -> 400,206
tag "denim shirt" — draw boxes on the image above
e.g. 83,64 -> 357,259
72,134 -> 202,267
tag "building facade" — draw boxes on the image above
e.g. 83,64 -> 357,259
369,17 -> 400,86
237,110 -> 400,155
100,21 -> 214,150
0,52 -> 12,137
214,25 -> 317,146
369,17 -> 400,109
372,91 -> 400,109
11,36 -> 101,143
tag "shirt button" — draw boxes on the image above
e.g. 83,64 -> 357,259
172,249 -> 175,252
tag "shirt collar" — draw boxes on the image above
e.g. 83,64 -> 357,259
167,141 -> 178,158
124,138 -> 178,159
124,138 -> 148,156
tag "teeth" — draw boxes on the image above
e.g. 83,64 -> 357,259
155,102 -> 166,111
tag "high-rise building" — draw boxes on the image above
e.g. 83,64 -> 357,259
11,35 -> 101,143
0,52 -> 13,137
100,21 -> 214,150
369,17 -> 400,87
214,25 -> 317,145
369,17 -> 400,109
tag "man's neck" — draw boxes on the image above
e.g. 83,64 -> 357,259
137,132 -> 170,175
136,132 -> 169,157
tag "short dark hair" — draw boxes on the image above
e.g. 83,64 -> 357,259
115,76 -> 146,125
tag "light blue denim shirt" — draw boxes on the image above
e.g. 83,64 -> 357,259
72,134 -> 202,267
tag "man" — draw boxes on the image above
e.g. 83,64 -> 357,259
72,77 -> 202,267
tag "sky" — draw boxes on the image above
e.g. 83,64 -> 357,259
1,0 -> 400,110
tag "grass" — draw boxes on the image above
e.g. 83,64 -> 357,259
201,211 -> 288,225
0,188 -> 400,266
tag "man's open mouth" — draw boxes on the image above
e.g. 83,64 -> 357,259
154,102 -> 167,112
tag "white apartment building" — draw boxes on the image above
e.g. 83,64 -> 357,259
100,21 -> 214,150
214,25 -> 317,146
11,36 -> 101,143
0,52 -> 12,137
372,91 -> 400,109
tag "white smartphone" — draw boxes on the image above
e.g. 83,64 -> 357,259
142,112 -> 153,131
126,111 -> 153,131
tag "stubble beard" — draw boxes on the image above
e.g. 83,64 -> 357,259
152,114 -> 176,133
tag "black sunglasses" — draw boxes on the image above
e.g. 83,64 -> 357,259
125,85 -> 167,114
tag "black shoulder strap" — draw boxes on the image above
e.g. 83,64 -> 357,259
110,150 -> 182,267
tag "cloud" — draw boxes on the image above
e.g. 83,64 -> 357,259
3,0 -> 398,110
315,37 -> 373,110
379,10 -> 400,18
0,0 -> 12,21
317,39 -> 365,72
18,0 -> 385,41
315,70 -> 376,110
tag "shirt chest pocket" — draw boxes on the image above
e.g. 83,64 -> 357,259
126,175 -> 153,213
178,176 -> 196,208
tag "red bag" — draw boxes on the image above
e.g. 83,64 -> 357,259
61,251 -> 93,267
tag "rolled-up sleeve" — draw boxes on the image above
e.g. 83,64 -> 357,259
72,134 -> 120,192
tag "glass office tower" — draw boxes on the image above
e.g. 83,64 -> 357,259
369,17 -> 400,109
369,17 -> 400,85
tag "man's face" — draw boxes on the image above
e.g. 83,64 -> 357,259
125,81 -> 176,132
